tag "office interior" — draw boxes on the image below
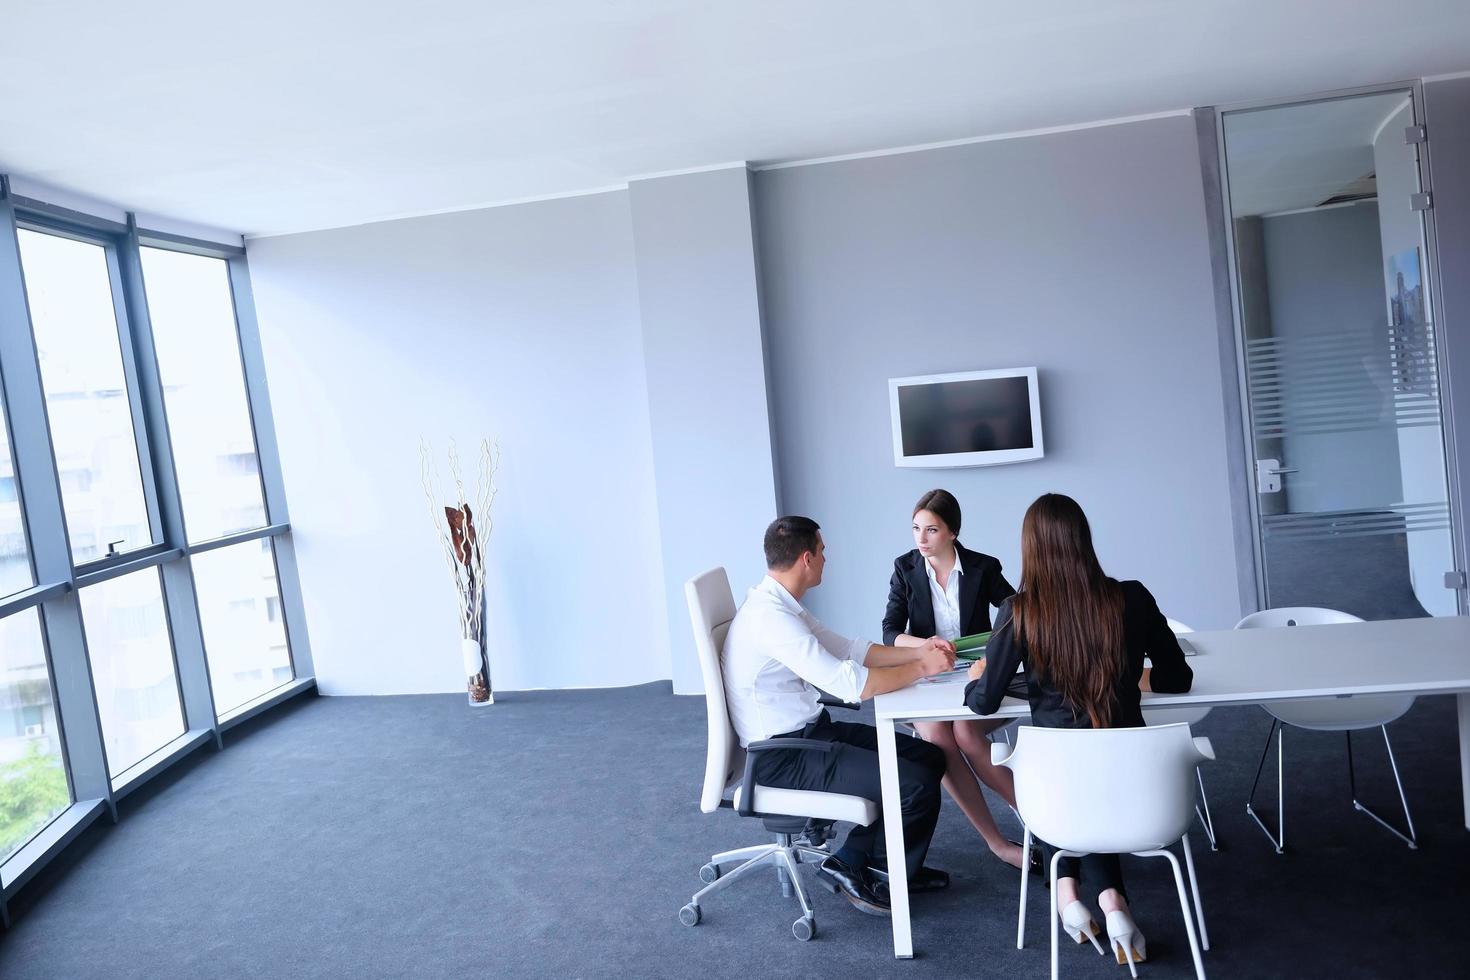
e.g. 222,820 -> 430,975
1,3 -> 1469,978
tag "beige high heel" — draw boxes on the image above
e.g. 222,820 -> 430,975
1105,908 -> 1148,977
1059,900 -> 1105,955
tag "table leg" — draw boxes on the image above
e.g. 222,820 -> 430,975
877,717 -> 913,959
1459,693 -> 1470,831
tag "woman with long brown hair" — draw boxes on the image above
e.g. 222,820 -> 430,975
963,493 -> 1193,967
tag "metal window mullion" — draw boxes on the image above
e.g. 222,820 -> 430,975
118,219 -> 219,736
156,557 -> 220,742
185,522 -> 289,556
135,228 -> 245,259
0,187 -> 112,808
73,546 -> 183,588
226,254 -> 289,526
227,254 -> 314,678
266,530 -> 315,679
105,236 -> 167,550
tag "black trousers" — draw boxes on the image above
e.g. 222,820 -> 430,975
1043,847 -> 1127,900
751,711 -> 945,878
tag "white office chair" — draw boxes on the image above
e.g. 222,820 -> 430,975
1141,619 -> 1219,849
997,723 -> 1212,980
1235,607 -> 1417,852
678,567 -> 880,941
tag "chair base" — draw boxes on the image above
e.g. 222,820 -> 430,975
1195,766 -> 1219,851
681,830 -> 833,941
1246,720 -> 1418,853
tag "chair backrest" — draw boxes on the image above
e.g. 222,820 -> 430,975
1145,617 -> 1209,724
686,567 -> 743,814
999,723 -> 1213,853
1235,605 -> 1414,728
1235,606 -> 1361,629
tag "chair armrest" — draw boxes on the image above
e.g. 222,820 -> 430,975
739,738 -> 836,816
991,741 -> 1015,767
1193,736 -> 1215,762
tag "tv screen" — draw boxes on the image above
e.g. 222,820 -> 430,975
889,368 -> 1043,468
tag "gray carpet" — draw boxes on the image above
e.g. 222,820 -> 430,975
0,684 -> 1465,979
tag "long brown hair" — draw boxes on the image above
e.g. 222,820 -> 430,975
1010,493 -> 1125,728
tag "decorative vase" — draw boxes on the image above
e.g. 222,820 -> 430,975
462,637 -> 493,706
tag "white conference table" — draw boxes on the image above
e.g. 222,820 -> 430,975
871,615 -> 1470,960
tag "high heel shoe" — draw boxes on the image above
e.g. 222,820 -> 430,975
1105,908 -> 1147,977
1058,900 -> 1105,955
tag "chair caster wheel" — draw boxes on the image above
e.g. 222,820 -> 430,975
699,863 -> 720,884
792,914 -> 815,941
679,903 -> 701,927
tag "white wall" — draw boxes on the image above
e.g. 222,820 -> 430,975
629,168 -> 779,695
247,192 -> 672,695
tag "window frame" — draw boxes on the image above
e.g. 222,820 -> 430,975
13,215 -> 167,570
0,178 -> 315,923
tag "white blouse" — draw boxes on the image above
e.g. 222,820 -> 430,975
924,549 -> 964,642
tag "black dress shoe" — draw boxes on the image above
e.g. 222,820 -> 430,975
1008,839 -> 1048,887
817,856 -> 890,916
866,864 -> 950,892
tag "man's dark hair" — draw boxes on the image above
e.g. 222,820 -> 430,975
913,488 -> 962,536
764,516 -> 821,570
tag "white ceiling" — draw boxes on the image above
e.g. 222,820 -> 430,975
2,1 -> 1467,237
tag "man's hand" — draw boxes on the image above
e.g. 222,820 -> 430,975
967,656 -> 987,681
926,635 -> 956,656
915,637 -> 956,677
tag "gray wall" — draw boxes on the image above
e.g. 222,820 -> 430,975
753,115 -> 1243,638
1262,202 -> 1404,512
629,168 -> 778,695
247,192 -> 672,695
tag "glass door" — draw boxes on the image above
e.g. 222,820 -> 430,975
1221,88 -> 1463,618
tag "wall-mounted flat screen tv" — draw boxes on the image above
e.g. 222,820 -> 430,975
888,367 -> 1043,468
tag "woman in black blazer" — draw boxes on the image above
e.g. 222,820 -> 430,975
882,489 -> 1027,872
964,493 -> 1193,966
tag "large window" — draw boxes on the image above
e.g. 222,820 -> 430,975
17,228 -> 153,564
0,193 -> 309,892
0,610 -> 68,861
0,408 -> 31,598
141,247 -> 267,542
80,570 -> 185,779
192,539 -> 292,715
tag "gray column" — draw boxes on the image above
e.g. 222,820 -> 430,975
629,166 -> 779,694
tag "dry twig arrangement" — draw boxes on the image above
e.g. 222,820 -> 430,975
421,438 -> 501,702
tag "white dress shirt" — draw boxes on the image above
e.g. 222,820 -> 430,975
925,549 -> 964,642
722,575 -> 873,746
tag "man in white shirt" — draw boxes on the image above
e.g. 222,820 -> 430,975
723,516 -> 956,917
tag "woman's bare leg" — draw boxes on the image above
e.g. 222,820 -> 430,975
955,717 -> 1018,810
913,719 -> 1025,869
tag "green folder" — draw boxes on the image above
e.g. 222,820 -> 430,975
953,631 -> 991,660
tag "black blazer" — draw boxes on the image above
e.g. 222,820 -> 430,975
882,543 -> 1016,645
963,580 -> 1193,730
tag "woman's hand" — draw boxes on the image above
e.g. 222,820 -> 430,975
967,656 -> 987,680
1139,666 -> 1153,693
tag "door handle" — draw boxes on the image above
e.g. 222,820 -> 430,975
1255,459 -> 1298,494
